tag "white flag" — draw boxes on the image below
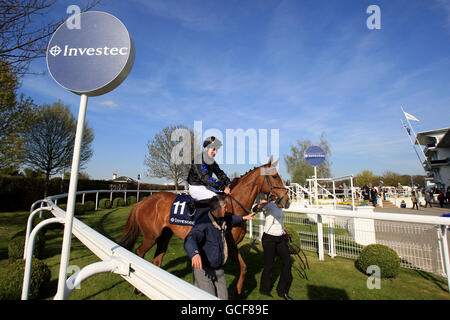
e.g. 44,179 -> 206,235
403,111 -> 420,122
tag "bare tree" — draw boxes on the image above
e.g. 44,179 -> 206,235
23,100 -> 94,195
144,125 -> 196,190
0,0 -> 100,76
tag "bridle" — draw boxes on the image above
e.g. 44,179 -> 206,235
261,172 -> 290,208
226,167 -> 290,215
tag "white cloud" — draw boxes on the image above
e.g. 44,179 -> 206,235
134,0 -> 234,32
100,100 -> 118,108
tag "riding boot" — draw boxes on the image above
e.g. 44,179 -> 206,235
187,198 -> 211,217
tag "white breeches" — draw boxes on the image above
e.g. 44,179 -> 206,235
188,185 -> 218,200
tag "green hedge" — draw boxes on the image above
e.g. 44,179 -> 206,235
0,259 -> 51,300
83,200 -> 95,212
355,244 -> 400,278
0,175 -> 182,212
112,197 -> 125,208
99,198 -> 112,209
57,201 -> 94,215
126,196 -> 137,206
8,231 -> 46,262
285,225 -> 301,254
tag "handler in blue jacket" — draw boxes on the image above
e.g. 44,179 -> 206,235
184,195 -> 255,299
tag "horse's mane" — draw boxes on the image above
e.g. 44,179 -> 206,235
229,177 -> 240,190
229,164 -> 267,191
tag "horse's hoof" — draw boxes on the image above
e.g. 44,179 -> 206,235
230,291 -> 241,300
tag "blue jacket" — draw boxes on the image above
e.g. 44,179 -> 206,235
184,212 -> 244,269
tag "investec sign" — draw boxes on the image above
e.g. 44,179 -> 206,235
304,146 -> 326,167
50,45 -> 129,57
47,11 -> 135,96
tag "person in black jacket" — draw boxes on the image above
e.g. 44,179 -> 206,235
186,136 -> 231,215
184,195 -> 255,299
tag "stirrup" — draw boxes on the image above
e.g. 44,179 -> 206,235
187,202 -> 196,217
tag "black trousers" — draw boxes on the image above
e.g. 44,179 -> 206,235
260,233 -> 293,295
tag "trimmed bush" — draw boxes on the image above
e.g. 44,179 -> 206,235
8,232 -> 46,262
356,244 -> 400,278
55,202 -> 91,215
99,198 -> 112,209
126,196 -> 137,206
0,175 -> 183,211
83,200 -> 95,212
285,225 -> 301,254
0,259 -> 51,300
112,197 -> 125,208
74,202 -> 86,215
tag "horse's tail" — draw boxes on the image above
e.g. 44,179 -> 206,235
118,205 -> 140,251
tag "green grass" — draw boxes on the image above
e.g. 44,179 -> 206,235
1,206 -> 449,300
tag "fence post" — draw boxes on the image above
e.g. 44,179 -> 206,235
95,192 -> 99,210
328,217 -> 336,258
317,214 -> 324,260
439,225 -> 450,293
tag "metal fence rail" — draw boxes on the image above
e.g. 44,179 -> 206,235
247,207 -> 450,292
23,190 -> 450,298
22,190 -> 217,300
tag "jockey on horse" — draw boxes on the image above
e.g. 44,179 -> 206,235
186,136 -> 231,216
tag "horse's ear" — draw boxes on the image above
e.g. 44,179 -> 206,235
272,158 -> 279,167
267,155 -> 273,167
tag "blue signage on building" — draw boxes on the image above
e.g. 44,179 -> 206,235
305,146 -> 326,166
46,11 -> 135,96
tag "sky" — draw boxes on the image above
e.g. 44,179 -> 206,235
18,0 -> 450,185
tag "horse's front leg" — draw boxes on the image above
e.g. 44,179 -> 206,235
227,234 -> 247,299
234,250 -> 247,297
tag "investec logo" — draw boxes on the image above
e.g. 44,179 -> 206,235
305,154 -> 325,158
49,44 -> 128,57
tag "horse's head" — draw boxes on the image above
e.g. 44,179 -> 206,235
258,156 -> 291,209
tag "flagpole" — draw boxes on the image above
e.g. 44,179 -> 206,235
401,119 -> 424,170
401,106 -> 430,168
402,106 -> 419,142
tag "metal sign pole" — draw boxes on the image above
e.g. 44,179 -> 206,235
350,176 -> 355,211
314,166 -> 318,205
54,94 -> 88,300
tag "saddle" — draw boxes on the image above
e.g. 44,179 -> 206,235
169,194 -> 208,226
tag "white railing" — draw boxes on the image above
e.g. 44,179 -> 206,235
248,206 -> 450,293
48,189 -> 188,209
22,190 -> 217,300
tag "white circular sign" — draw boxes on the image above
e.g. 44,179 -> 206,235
46,11 -> 135,96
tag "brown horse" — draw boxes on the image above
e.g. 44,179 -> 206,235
118,156 -> 290,297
